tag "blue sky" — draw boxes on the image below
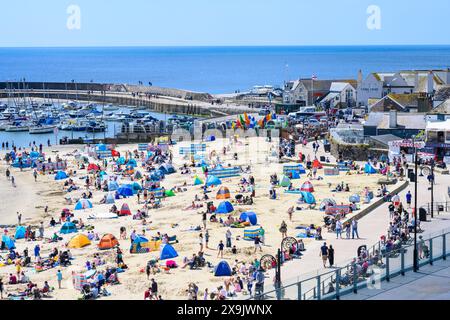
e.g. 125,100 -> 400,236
1,0 -> 449,47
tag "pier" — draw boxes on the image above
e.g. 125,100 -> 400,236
0,81 -> 252,117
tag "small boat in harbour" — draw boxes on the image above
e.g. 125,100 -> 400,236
29,124 -> 57,134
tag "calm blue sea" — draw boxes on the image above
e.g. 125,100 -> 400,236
1,46 -> 450,94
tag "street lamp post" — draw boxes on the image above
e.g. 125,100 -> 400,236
413,135 -> 419,272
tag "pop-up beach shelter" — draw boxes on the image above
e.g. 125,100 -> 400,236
239,212 -> 258,226
216,186 -> 231,199
164,189 -> 176,197
126,159 -> 137,168
300,181 -> 315,192
216,201 -> 234,214
193,176 -> 204,185
60,222 -> 77,234
159,244 -> 178,260
319,198 -> 336,211
54,171 -> 69,180
364,163 -> 377,174
67,234 -> 91,249
117,185 -> 134,197
2,235 -> 15,249
14,226 -> 26,239
105,193 -> 115,204
349,194 -> 361,203
214,260 -> 232,276
279,175 -> 291,187
132,182 -> 142,193
96,144 -> 107,152
300,191 -> 316,204
134,171 -> 143,180
108,181 -> 119,191
87,163 -> 100,172
74,199 -> 93,210
206,175 -> 222,187
119,203 -> 131,216
98,234 -> 119,250
312,159 -> 323,169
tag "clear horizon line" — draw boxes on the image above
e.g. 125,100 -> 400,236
1,44 -> 450,49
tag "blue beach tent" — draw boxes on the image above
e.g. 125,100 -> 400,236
2,235 -> 15,249
14,226 -> 26,239
117,185 -> 134,197
54,171 -> 69,180
60,222 -> 77,234
364,163 -> 377,174
159,244 -> 178,260
216,201 -> 234,214
300,191 -> 316,204
214,260 -> 232,277
239,212 -> 258,226
74,199 -> 93,210
108,181 -> 119,191
206,175 -> 222,187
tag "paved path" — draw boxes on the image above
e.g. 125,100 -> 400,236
259,141 -> 450,298
341,259 -> 450,300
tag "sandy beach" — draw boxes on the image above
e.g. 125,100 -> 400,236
0,136 -> 399,299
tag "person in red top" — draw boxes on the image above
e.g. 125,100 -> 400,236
144,287 -> 152,300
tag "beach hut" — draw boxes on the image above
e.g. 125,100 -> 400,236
214,260 -> 232,277
216,186 -> 231,199
60,222 -> 77,234
54,171 -> 69,180
1,235 -> 15,249
319,198 -> 336,211
67,234 -> 91,249
98,234 -> 119,250
279,175 -> 291,187
299,191 -> 316,204
119,203 -> 131,216
312,159 -> 323,169
14,226 -> 26,239
193,176 -> 204,185
74,199 -> 93,210
239,212 -> 258,226
117,185 -> 134,197
216,201 -> 234,214
300,181 -> 315,192
159,244 -> 178,260
349,194 -> 361,203
364,163 -> 377,174
108,180 -> 119,191
206,175 -> 222,187
164,189 -> 176,197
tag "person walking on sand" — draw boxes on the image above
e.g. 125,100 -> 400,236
253,235 -> 263,253
259,226 -> 265,245
11,175 -> 15,187
328,245 -> 335,267
17,212 -> 22,225
406,191 -> 412,209
279,220 -> 288,239
57,270 -> 63,289
205,229 -> 210,249
320,242 -> 329,268
199,233 -> 204,252
287,206 -> 294,222
33,169 -> 38,182
217,240 -> 224,258
5,167 -> 10,180
225,229 -> 232,248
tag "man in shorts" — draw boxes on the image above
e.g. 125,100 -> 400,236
320,242 -> 329,268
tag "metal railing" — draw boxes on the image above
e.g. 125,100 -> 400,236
249,227 -> 450,301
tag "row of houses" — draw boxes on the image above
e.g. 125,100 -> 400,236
282,68 -> 450,113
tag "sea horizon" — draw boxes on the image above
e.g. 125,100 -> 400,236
1,45 -> 450,93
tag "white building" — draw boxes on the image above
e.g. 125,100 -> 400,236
319,82 -> 357,109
